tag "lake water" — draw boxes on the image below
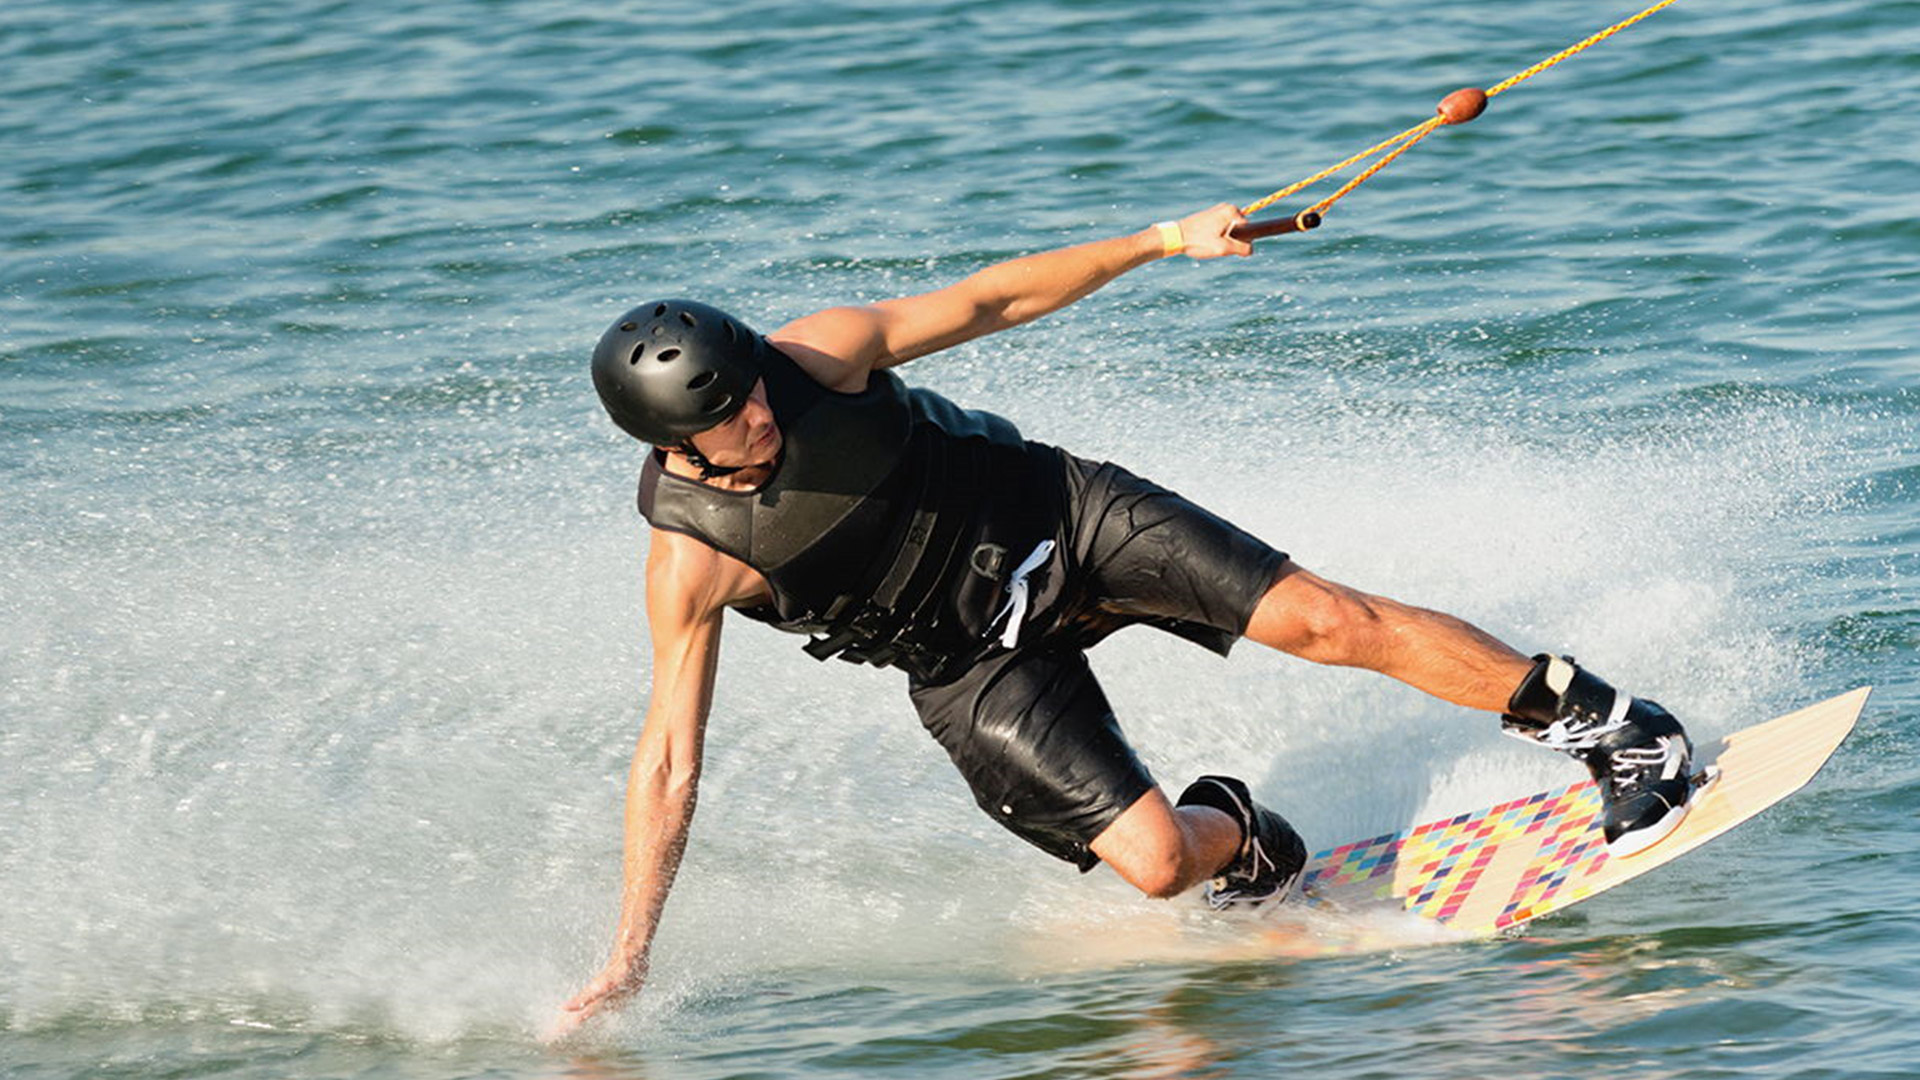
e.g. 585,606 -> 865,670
4,0 -> 1917,1077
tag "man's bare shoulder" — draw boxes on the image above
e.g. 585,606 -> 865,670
645,527 -> 771,616
768,308 -> 883,391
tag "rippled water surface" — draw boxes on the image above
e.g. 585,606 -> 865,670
4,0 -> 1917,1077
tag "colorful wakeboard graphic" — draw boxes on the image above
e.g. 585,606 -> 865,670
1298,687 -> 1869,937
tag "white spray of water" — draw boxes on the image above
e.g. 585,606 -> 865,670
0,313 -> 1844,1043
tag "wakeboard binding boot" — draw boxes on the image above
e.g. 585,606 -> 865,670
1503,654 -> 1698,857
1177,775 -> 1308,910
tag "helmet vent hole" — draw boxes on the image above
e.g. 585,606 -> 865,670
653,304 -> 667,317
687,371 -> 717,391
705,394 -> 734,415
657,347 -> 681,363
679,311 -> 698,327
619,321 -> 637,332
723,321 -> 739,343
627,343 -> 646,365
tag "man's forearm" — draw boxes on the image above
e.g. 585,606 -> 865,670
964,227 -> 1166,328
548,743 -> 699,1038
946,203 -> 1249,337
610,745 -> 699,961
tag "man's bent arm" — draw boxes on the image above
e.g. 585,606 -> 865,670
550,532 -> 747,1039
770,203 -> 1253,386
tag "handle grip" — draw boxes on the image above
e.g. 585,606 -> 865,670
1230,210 -> 1322,242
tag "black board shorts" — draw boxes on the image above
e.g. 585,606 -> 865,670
908,450 -> 1289,870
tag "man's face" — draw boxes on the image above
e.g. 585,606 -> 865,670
682,378 -> 780,469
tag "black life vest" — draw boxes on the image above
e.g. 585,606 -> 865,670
636,344 -> 1060,682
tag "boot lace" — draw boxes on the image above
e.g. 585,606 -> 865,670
1204,832 -> 1296,910
1529,705 -> 1630,753
1606,737 -> 1685,792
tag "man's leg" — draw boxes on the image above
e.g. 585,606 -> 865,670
1244,560 -> 1534,712
1243,560 -> 1696,853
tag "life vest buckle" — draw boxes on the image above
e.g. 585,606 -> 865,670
969,542 -> 1008,579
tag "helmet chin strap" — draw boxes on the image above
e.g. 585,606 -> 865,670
676,441 -> 747,481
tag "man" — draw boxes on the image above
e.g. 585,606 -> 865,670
552,202 -> 1696,1035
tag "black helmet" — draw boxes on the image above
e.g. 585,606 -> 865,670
591,299 -> 764,445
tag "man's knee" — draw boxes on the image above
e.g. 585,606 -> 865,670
1103,828 -> 1192,898
1091,793 -> 1204,899
1115,847 -> 1188,899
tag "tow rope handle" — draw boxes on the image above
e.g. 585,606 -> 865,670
1231,210 -> 1322,242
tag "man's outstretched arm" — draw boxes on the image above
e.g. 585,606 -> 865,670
770,203 -> 1254,387
547,532 -> 753,1040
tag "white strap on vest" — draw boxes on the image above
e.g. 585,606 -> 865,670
993,539 -> 1056,648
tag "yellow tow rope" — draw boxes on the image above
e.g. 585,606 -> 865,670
1236,0 -> 1685,238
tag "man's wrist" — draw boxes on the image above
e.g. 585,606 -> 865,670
1152,220 -> 1186,258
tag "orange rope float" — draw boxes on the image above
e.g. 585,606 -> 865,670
1233,0 -> 1686,240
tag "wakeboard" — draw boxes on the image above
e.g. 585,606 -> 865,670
1297,686 -> 1871,937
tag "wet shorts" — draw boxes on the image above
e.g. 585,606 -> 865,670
908,451 -> 1290,870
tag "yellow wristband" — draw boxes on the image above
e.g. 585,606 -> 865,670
1154,220 -> 1185,257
